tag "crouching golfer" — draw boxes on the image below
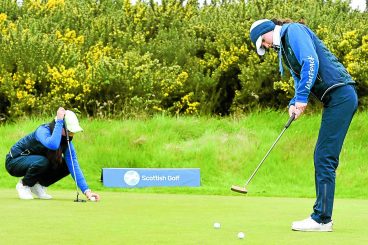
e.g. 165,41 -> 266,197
249,19 -> 357,231
5,107 -> 100,201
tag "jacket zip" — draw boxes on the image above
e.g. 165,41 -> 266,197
281,46 -> 344,102
323,183 -> 327,216
282,47 -> 299,76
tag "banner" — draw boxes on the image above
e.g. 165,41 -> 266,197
102,168 -> 200,188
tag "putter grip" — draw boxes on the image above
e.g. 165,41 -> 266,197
63,117 -> 69,141
284,113 -> 295,129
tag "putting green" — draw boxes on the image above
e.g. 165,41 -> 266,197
1,189 -> 367,244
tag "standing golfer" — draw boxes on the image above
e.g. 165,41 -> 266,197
5,107 -> 100,201
249,19 -> 357,231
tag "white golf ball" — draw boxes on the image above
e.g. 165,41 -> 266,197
237,232 -> 245,239
213,222 -> 221,229
90,196 -> 96,202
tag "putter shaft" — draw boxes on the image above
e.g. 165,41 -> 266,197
244,127 -> 287,186
231,114 -> 295,194
65,124 -> 86,203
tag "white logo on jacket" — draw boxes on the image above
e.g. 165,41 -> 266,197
305,56 -> 315,90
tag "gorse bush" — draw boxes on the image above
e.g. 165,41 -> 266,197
0,0 -> 367,119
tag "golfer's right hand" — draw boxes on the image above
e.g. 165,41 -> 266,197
289,105 -> 302,120
85,190 -> 101,202
56,107 -> 66,120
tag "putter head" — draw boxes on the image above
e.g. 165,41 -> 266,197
74,198 -> 86,202
231,185 -> 248,194
74,194 -> 86,202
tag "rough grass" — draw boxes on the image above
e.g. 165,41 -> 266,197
0,111 -> 367,198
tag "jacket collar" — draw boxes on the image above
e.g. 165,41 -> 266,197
273,25 -> 282,47
278,24 -> 291,75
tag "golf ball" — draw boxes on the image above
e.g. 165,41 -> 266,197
237,232 -> 245,239
213,222 -> 221,229
90,196 -> 96,202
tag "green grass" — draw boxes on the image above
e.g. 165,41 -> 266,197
1,189 -> 367,245
1,111 -> 367,198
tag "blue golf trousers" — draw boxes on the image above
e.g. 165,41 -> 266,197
5,154 -> 70,187
311,85 -> 358,224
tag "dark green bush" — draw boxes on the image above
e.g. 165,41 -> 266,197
0,0 -> 367,119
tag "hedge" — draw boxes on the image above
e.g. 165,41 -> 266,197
0,0 -> 367,119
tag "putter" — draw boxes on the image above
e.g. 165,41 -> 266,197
231,113 -> 295,194
64,124 -> 86,202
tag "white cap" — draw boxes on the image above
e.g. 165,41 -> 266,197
64,110 -> 83,133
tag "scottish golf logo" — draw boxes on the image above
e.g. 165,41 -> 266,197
124,170 -> 140,186
103,168 -> 200,188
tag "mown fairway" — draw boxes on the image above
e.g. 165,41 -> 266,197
1,189 -> 367,245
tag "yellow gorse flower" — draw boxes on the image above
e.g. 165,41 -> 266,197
55,29 -> 84,45
45,0 -> 65,10
0,13 -> 7,24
